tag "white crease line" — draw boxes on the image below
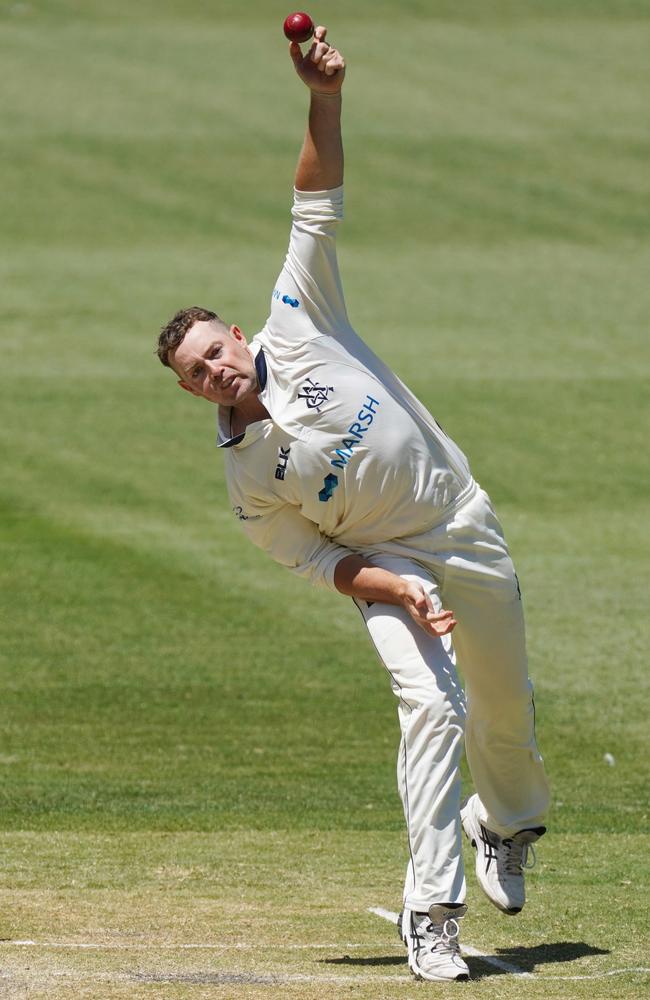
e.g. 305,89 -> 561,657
462,943 -> 534,977
368,907 -> 401,924
368,906 -> 398,923
125,973 -> 414,986
8,932 -> 649,983
1,970 -> 413,988
548,968 -> 650,981
370,905 -> 533,978
4,940 -> 363,952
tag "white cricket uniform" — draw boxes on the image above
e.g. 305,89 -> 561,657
218,186 -> 550,910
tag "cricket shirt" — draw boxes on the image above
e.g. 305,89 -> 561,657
218,186 -> 476,591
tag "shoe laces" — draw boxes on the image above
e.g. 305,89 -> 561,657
500,837 -> 537,876
426,916 -> 461,952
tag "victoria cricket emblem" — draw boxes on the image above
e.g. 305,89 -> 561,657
297,376 -> 334,412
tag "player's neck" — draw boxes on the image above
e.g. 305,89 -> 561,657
230,395 -> 270,436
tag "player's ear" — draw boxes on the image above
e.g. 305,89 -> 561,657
230,324 -> 246,345
177,379 -> 201,397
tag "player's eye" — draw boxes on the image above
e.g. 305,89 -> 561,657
193,366 -> 204,379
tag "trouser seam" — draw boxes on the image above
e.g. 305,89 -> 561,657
351,597 -> 416,894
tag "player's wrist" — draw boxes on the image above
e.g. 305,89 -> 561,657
309,88 -> 342,99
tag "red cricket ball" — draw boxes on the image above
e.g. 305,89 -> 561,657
283,11 -> 314,44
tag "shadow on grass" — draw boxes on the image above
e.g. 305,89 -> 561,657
323,955 -> 406,967
489,940 -> 609,972
323,941 -> 610,974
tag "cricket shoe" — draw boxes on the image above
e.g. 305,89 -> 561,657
404,903 -> 469,982
461,793 -> 545,915
397,909 -> 407,946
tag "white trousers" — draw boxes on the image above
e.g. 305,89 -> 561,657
355,484 -> 550,911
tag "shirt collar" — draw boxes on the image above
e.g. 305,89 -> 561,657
216,343 -> 267,449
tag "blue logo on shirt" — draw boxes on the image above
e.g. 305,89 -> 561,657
318,473 -> 339,502
272,289 -> 300,308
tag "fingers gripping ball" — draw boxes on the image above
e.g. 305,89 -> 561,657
283,11 -> 314,44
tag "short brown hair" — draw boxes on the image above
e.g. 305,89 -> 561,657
156,306 -> 227,368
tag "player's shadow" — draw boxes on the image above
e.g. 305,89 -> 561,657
322,954 -> 405,967
322,941 -> 609,975
471,940 -> 610,977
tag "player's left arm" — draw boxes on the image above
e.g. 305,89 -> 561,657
334,554 -> 458,640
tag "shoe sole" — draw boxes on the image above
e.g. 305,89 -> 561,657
409,959 -> 470,982
461,806 -> 522,916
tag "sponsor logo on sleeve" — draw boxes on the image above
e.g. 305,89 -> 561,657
272,288 -> 300,309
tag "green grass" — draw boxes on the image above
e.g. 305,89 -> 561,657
1,0 -> 649,995
1,830 -> 649,999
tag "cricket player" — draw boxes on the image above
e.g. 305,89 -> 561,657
156,27 -> 550,983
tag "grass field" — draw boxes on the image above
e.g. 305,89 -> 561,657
1,0 -> 649,996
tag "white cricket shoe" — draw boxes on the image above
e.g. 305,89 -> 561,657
461,793 -> 545,915
404,903 -> 470,982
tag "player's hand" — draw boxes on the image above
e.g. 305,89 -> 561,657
289,25 -> 345,96
402,581 -> 457,639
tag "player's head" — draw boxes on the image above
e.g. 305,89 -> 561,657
157,306 -> 259,406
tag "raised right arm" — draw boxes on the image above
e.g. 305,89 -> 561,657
289,25 -> 345,192
263,26 -> 349,348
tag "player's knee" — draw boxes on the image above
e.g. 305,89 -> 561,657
467,691 -> 537,746
410,693 -> 466,736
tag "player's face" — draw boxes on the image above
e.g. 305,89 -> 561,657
171,321 -> 259,406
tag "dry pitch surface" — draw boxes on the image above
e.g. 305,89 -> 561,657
1,831 -> 648,1000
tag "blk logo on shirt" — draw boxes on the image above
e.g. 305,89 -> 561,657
297,376 -> 334,412
275,446 -> 291,481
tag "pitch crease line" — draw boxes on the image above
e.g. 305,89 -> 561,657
369,905 -> 534,978
4,940 -> 363,952
547,968 -> 650,981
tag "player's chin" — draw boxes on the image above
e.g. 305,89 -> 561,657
213,376 -> 239,401
229,376 -> 249,401
221,375 -> 254,405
